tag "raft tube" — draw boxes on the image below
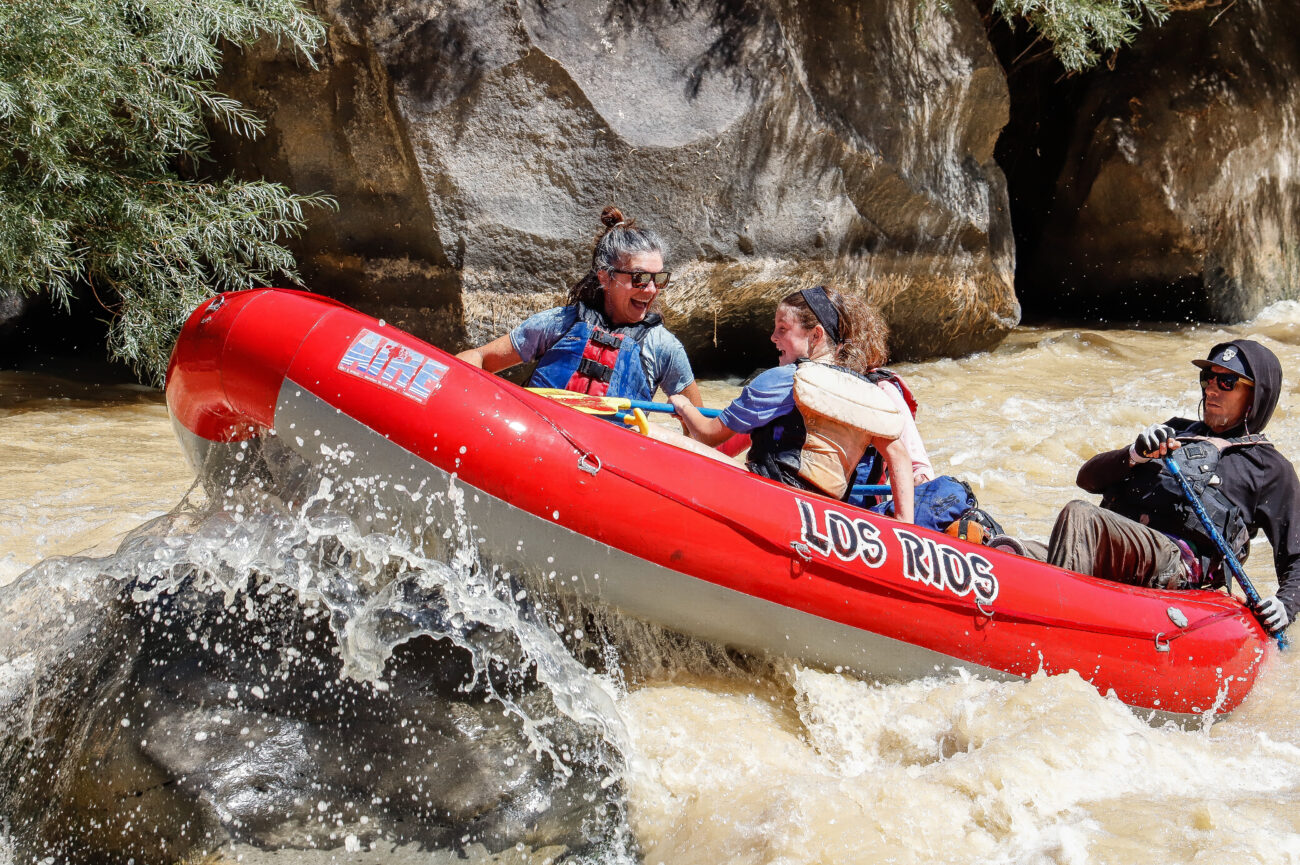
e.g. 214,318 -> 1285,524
165,289 -> 1271,720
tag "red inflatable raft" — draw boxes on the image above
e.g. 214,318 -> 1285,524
166,289 -> 1271,720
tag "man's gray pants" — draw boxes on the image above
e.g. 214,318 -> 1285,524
1046,500 -> 1187,590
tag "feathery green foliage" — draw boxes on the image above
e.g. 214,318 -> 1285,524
993,0 -> 1171,71
921,0 -> 1172,71
0,0 -> 332,383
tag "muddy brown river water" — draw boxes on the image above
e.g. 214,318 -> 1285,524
7,307 -> 1300,863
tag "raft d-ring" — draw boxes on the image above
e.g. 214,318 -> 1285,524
577,451 -> 602,476
975,597 -> 995,618
1154,632 -> 1171,653
789,541 -> 813,562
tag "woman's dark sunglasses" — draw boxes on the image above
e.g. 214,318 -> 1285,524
608,268 -> 671,289
1200,369 -> 1253,391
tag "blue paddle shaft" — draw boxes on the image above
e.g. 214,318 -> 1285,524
630,399 -> 722,418
1162,456 -> 1287,648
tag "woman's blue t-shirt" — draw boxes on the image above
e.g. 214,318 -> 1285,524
718,365 -> 797,432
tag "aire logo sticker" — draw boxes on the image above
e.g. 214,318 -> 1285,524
338,329 -> 449,403
795,500 -> 998,605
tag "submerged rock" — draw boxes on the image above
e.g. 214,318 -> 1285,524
0,503 -> 626,864
215,0 -> 1018,365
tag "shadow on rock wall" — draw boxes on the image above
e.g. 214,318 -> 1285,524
997,0 -> 1300,323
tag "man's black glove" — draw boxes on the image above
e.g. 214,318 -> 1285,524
1130,423 -> 1176,463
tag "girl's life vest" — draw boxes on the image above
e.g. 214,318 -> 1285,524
747,360 -> 904,499
526,302 -> 661,401
1102,434 -> 1268,575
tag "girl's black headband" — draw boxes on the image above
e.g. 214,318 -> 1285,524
800,286 -> 841,344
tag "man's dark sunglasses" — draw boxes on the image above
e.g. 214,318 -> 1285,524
1200,369 -> 1254,391
608,268 -> 671,289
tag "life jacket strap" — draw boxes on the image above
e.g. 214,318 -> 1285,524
866,367 -> 919,418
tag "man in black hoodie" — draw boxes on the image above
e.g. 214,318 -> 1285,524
1046,339 -> 1300,632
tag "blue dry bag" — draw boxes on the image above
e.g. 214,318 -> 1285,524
867,475 -> 982,533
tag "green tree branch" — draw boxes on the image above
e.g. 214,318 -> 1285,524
0,0 -> 334,383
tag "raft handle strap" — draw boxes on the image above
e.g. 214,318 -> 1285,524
200,292 -> 227,324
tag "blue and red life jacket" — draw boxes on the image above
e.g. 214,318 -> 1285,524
526,302 -> 660,402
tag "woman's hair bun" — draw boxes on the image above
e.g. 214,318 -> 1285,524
600,205 -> 631,231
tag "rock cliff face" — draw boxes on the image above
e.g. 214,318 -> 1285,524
1008,0 -> 1300,321
216,0 -> 1018,368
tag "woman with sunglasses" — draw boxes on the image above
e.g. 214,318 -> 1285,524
1036,339 -> 1300,634
669,286 -> 917,523
457,206 -> 703,406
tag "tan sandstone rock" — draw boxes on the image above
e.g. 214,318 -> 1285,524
216,0 -> 1018,366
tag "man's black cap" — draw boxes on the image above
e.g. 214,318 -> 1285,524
1193,343 -> 1254,380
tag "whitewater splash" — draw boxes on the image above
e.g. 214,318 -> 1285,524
135,469 -> 631,761
621,665 -> 1300,865
0,453 -> 641,863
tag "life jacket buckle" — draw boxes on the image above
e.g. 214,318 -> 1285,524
589,329 -> 624,350
575,357 -> 615,384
